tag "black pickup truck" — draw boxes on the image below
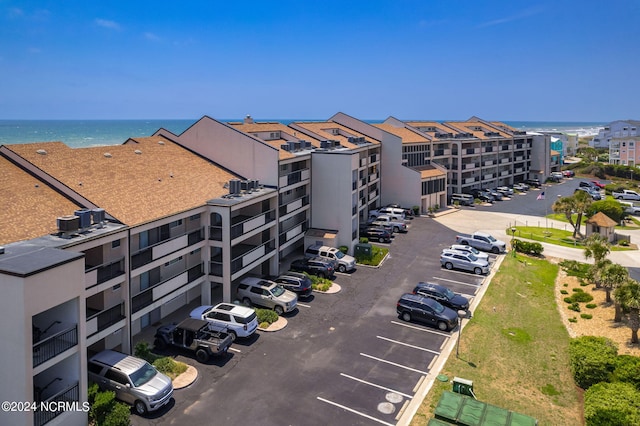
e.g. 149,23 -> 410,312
154,318 -> 233,362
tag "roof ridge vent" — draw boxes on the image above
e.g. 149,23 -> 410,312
36,149 -> 47,155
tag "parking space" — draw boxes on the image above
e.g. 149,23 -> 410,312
131,216 -> 501,426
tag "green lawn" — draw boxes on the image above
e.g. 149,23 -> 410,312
411,255 -> 583,426
505,226 -> 634,251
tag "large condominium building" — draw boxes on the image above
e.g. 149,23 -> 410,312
0,112 -> 551,426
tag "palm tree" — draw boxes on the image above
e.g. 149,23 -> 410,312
614,279 -> 640,344
583,234 -> 611,288
552,191 -> 592,239
583,233 -> 611,265
600,263 -> 628,306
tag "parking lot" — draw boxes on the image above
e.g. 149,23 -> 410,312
131,215 -> 501,426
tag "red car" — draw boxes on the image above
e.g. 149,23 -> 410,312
591,180 -> 606,189
562,170 -> 575,177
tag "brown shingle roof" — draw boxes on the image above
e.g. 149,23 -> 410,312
292,122 -> 380,149
585,212 -> 617,227
373,124 -> 431,143
0,154 -> 82,245
6,137 -> 238,226
228,122 -> 320,160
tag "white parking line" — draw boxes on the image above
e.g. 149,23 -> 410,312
432,276 -> 483,288
360,353 -> 429,375
297,302 -> 311,308
317,397 -> 395,426
376,335 -> 440,355
391,320 -> 451,337
340,373 -> 413,399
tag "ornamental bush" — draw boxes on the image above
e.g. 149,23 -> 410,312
512,239 -> 543,255
612,355 -> 640,391
584,382 -> 640,426
569,336 -> 618,389
256,308 -> 279,325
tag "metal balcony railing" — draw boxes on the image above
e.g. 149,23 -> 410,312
34,382 -> 79,426
33,325 -> 78,367
132,264 -> 204,313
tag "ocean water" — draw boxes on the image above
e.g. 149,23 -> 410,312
0,119 -> 606,148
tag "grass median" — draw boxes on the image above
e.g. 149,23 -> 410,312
411,255 -> 583,426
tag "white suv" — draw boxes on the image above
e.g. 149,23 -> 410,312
190,303 -> 259,340
236,277 -> 298,315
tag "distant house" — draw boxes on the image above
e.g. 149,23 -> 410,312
585,212 -> 617,242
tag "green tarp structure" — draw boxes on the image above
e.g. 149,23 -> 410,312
430,391 -> 538,426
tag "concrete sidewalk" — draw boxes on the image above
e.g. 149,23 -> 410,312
433,209 -> 640,271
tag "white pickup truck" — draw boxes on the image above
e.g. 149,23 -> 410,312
369,214 -> 407,233
612,189 -> 640,201
455,232 -> 506,254
619,201 -> 640,215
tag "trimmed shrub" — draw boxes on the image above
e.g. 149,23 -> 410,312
338,245 -> 348,254
586,303 -> 597,309
256,308 -> 279,325
580,314 -> 593,319
568,317 -> 578,323
584,382 -> 640,426
512,239 -> 543,255
572,292 -> 594,303
612,355 -> 640,391
153,357 -> 187,378
564,297 -> 573,304
88,382 -> 130,426
572,288 -> 584,293
560,290 -> 568,295
359,237 -> 369,244
568,303 -> 581,312
569,336 -> 618,389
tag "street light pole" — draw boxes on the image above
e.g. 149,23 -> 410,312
510,227 -> 517,257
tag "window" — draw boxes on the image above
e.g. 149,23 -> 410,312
164,256 -> 183,267
169,219 -> 183,228
105,370 -> 127,385
112,284 -> 121,291
189,214 -> 201,221
111,240 -> 120,248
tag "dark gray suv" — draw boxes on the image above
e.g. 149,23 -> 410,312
412,282 -> 470,312
396,293 -> 458,331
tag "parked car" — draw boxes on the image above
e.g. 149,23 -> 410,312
396,293 -> 459,331
190,303 -> 258,340
88,350 -> 174,415
273,271 -> 313,298
562,170 -> 575,177
305,244 -> 357,272
368,214 -> 408,233
412,282 -> 470,312
289,257 -> 335,278
612,189 -> 640,201
440,250 -> 490,275
237,277 -> 298,315
525,179 -> 542,188
495,186 -> 513,196
154,318 -> 233,363
485,189 -> 503,201
513,183 -> 529,192
455,231 -> 506,253
591,180 -> 606,189
470,189 -> 494,203
579,181 -> 598,189
360,226 -> 392,243
619,201 -> 640,216
575,187 -> 602,200
447,244 -> 489,261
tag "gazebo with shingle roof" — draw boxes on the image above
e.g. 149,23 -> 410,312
585,211 -> 618,242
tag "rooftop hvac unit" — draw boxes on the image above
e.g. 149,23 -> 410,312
250,179 -> 259,190
332,140 -> 341,148
288,141 -> 296,151
358,137 -> 365,143
57,215 -> 80,234
281,144 -> 290,151
320,140 -> 330,149
293,141 -> 301,151
347,137 -> 355,143
92,208 -> 106,227
229,179 -> 241,195
240,180 -> 250,191
302,140 -> 311,148
74,209 -> 92,229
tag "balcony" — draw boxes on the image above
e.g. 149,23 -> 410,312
368,172 -> 379,183
360,158 -> 367,167
86,302 -> 125,337
34,381 -> 79,426
370,154 -> 379,163
33,325 -> 78,368
132,264 -> 204,312
368,189 -> 378,201
230,240 -> 276,275
85,257 -> 125,289
132,228 -> 203,269
279,168 -> 310,187
279,221 -> 308,245
230,210 -> 276,240
463,163 -> 478,170
279,195 -> 309,216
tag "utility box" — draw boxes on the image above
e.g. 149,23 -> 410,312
354,242 -> 372,260
452,377 -> 474,397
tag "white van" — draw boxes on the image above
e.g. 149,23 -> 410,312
450,193 -> 474,206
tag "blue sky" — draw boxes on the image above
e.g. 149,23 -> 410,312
1,0 -> 638,121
